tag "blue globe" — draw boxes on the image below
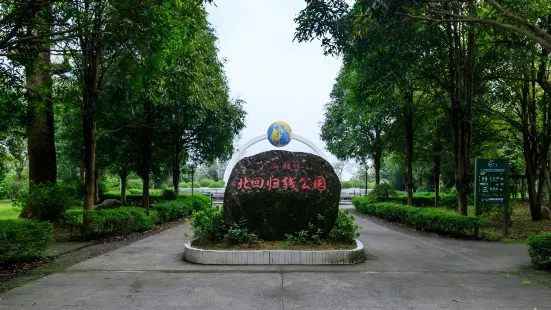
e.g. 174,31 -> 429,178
267,121 -> 292,147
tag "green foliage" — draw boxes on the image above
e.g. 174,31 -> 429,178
284,220 -> 324,245
367,183 -> 397,203
0,220 -> 53,262
223,220 -> 260,244
353,198 -> 485,237
190,206 -> 227,243
155,199 -> 201,224
341,180 -> 373,189
527,233 -> 551,270
22,182 -> 77,221
162,189 -> 177,201
328,209 -> 360,243
59,207 -> 153,240
198,178 -> 212,187
208,181 -> 225,188
126,179 -> 143,190
179,194 -> 211,212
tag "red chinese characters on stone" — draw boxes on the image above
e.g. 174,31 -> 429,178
236,175 -> 326,192
266,177 -> 280,190
282,176 -> 299,192
313,176 -> 327,191
299,177 -> 312,190
237,177 -> 251,190
251,177 -> 265,189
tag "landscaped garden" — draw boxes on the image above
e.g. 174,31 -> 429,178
351,183 -> 551,270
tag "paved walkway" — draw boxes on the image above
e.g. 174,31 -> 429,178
1,210 -> 549,309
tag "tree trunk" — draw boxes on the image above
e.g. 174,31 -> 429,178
373,151 -> 381,186
172,143 -> 182,196
82,87 -> 98,213
19,4 -> 57,220
119,168 -> 128,205
404,90 -> 414,206
546,163 -> 551,205
79,160 -> 85,182
434,139 -> 442,206
94,169 -> 100,204
142,101 -> 153,215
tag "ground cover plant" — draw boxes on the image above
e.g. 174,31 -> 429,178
190,207 -> 361,250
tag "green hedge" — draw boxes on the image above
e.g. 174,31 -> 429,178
178,194 -> 211,211
352,198 -> 484,237
0,220 -> 53,262
102,191 -> 164,205
59,207 -> 153,240
528,233 -> 551,270
155,196 -> 208,224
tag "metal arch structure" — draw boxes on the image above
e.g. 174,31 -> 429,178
223,134 -> 329,182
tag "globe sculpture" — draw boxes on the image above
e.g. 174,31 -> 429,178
267,121 -> 292,147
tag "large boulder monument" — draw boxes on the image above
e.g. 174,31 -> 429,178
223,150 -> 341,240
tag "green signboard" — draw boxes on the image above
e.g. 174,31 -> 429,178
474,159 -> 510,236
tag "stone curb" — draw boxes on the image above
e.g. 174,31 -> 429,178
183,239 -> 365,265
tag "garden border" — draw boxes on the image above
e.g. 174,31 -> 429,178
183,239 -> 365,265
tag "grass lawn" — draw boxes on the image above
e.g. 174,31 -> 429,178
434,202 -> 551,241
0,200 -> 20,220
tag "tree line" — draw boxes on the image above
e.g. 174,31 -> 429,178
295,0 -> 551,220
0,0 -> 245,220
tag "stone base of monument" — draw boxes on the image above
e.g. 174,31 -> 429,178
183,239 -> 364,265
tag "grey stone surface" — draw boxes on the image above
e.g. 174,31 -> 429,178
0,208 -> 549,309
43,241 -> 94,257
183,239 -> 364,265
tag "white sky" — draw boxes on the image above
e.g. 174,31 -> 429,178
206,1 -> 354,180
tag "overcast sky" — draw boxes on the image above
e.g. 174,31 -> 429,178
206,1 -> 354,180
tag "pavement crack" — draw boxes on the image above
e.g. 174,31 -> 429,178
280,272 -> 285,310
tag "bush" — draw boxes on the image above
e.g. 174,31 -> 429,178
59,207 -> 153,240
156,200 -> 193,223
528,233 -> 551,270
198,178 -> 213,188
128,188 -> 142,195
102,190 -> 164,206
0,220 -> 53,262
190,206 -> 227,242
162,189 -> 177,201
352,198 -> 485,237
208,181 -> 225,188
179,194 -> 211,212
126,179 -> 143,189
328,209 -> 361,243
366,183 -> 397,203
224,220 -> 259,244
23,182 -> 77,221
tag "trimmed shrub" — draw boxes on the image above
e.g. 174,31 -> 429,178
179,194 -> 211,212
208,181 -> 225,188
328,209 -> 361,243
156,200 -> 193,223
102,191 -> 163,205
59,207 -> 153,240
527,233 -> 551,270
353,199 -> 484,237
162,189 -> 177,201
0,220 -> 53,262
366,183 -> 397,203
198,178 -> 213,187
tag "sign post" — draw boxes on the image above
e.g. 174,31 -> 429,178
474,159 -> 510,237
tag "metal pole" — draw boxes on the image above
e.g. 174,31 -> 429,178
365,164 -> 368,197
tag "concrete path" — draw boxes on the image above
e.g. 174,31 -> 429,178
1,211 -> 549,309
44,241 -> 94,257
